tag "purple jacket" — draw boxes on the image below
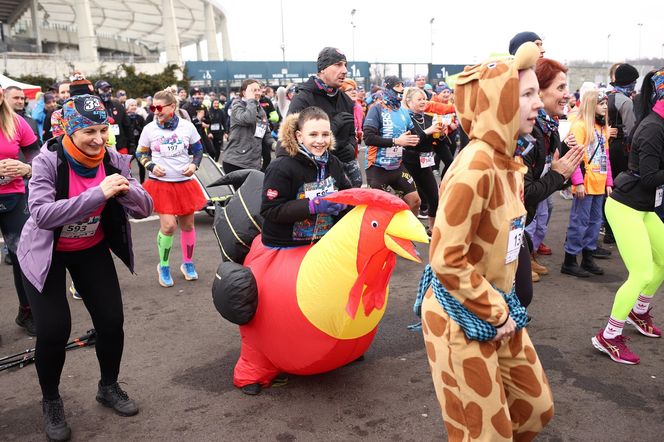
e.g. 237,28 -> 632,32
18,141 -> 153,292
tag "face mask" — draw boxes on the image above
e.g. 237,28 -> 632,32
191,98 -> 202,107
99,91 -> 113,102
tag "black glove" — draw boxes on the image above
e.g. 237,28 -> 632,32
331,112 -> 355,136
333,142 -> 356,163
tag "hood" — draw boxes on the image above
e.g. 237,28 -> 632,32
454,42 -> 540,157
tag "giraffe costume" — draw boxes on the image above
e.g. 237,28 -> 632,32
421,42 -> 554,441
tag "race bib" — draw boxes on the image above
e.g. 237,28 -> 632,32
656,186 -> 663,208
159,140 -> 185,157
505,215 -> 526,264
110,124 -> 120,136
385,146 -> 403,158
304,176 -> 335,200
599,153 -> 607,175
419,152 -> 436,168
254,122 -> 267,138
0,175 -> 13,185
60,216 -> 101,239
210,123 -> 221,131
541,154 -> 552,177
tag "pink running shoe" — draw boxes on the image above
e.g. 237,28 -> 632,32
591,330 -> 640,365
627,308 -> 662,338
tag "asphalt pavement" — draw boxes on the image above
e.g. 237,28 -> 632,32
1,190 -> 664,441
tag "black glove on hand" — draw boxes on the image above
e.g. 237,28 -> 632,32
333,142 -> 356,163
331,112 -> 355,136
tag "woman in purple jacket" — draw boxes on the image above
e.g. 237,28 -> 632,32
17,95 -> 153,442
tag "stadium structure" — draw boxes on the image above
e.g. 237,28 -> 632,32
0,0 -> 231,65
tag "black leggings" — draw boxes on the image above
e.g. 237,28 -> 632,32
514,234 -> 533,308
23,242 -> 125,399
403,157 -> 439,217
0,192 -> 30,307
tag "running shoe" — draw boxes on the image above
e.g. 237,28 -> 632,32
559,188 -> 573,200
158,265 -> 174,287
180,262 -> 198,281
70,282 -> 82,300
627,308 -> 661,338
591,330 -> 640,364
417,209 -> 428,220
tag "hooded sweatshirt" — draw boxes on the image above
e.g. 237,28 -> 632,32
428,43 -> 540,327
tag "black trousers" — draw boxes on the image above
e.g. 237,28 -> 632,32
23,242 -> 125,399
403,156 -> 440,217
0,192 -> 30,307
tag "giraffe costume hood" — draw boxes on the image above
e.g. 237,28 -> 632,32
421,42 -> 554,440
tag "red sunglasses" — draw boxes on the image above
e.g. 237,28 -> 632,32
149,104 -> 173,112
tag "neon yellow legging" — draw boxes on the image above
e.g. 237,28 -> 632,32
605,197 -> 664,320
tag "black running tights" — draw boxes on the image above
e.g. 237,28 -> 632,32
23,242 -> 125,400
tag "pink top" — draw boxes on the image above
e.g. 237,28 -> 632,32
0,116 -> 38,194
653,100 -> 664,119
56,166 -> 107,252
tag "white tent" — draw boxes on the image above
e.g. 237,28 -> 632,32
0,74 -> 41,99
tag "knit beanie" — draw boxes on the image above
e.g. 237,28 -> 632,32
383,76 -> 403,90
611,64 -> 639,87
508,31 -> 542,55
68,72 -> 95,97
317,47 -> 347,72
61,95 -> 108,137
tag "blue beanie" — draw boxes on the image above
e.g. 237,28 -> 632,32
508,31 -> 541,55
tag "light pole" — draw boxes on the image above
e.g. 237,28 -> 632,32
637,23 -> 643,61
280,0 -> 286,62
429,17 -> 435,64
607,34 -> 611,62
351,9 -> 356,63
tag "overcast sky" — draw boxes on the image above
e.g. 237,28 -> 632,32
191,0 -> 663,65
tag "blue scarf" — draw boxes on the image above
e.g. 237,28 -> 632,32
613,83 -> 636,97
384,89 -> 402,110
313,77 -> 337,96
156,113 -> 179,130
63,148 -> 98,178
535,108 -> 559,136
298,143 -> 329,181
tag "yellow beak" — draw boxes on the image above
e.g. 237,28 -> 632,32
384,210 -> 430,262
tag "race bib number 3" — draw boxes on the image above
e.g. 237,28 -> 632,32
60,216 -> 101,239
505,215 -> 526,264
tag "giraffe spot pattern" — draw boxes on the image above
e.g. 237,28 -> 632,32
442,371 -> 459,388
524,345 -> 537,364
491,408 -> 513,438
482,130 -> 506,151
479,341 -> 496,359
465,401 -> 483,439
507,171 -> 516,194
476,174 -> 491,199
430,226 -> 442,252
443,388 -> 466,425
517,431 -> 539,442
469,81 -> 479,113
540,405 -> 554,427
470,271 -> 483,289
494,154 -> 512,170
425,311 -> 447,337
509,331 -> 524,357
466,213 -> 482,244
496,366 -> 506,405
462,290 -> 493,321
467,243 -> 485,265
497,77 -> 519,125
510,398 -> 534,427
425,340 -> 436,363
445,422 -> 466,441
488,174 -> 506,209
469,150 -> 493,171
483,61 -> 509,79
462,357 -> 493,398
444,183 -> 475,227
438,272 -> 460,291
476,88 -> 491,116
476,216 -> 499,244
509,365 -> 543,397
444,245 -> 466,268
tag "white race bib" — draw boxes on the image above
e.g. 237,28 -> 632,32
304,177 -> 335,200
210,123 -> 221,131
505,215 -> 526,264
656,186 -> 663,208
385,146 -> 403,158
0,175 -> 13,185
419,152 -> 436,168
254,122 -> 267,138
60,216 -> 101,239
110,124 -> 120,136
159,140 -> 185,157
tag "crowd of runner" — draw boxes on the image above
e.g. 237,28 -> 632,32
1,33 -> 663,441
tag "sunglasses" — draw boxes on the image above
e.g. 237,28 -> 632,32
149,104 -> 173,112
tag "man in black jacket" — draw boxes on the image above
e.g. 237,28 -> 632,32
181,87 -> 215,158
288,47 -> 362,187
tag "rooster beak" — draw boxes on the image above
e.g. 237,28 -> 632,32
384,210 -> 429,262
